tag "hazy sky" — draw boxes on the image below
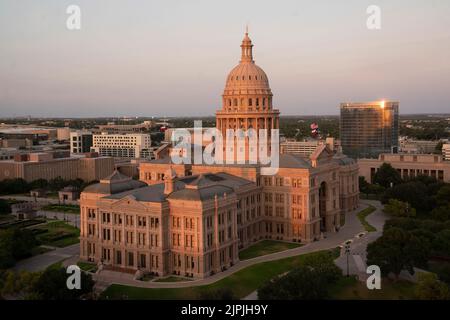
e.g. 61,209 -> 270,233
1,0 -> 450,117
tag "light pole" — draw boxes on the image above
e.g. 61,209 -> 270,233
345,243 -> 351,277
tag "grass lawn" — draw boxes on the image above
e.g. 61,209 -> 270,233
46,260 -> 65,271
154,276 -> 193,283
0,214 -> 15,222
41,204 -> 80,214
330,276 -> 416,299
77,261 -> 97,272
33,220 -> 80,247
238,240 -> 301,260
30,246 -> 54,256
100,248 -> 338,300
357,205 -> 377,232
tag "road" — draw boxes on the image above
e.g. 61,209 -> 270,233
94,201 -> 375,290
334,200 -> 388,281
13,243 -> 80,272
0,194 -> 78,205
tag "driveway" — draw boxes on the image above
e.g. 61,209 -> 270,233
334,200 -> 388,281
12,243 -> 80,272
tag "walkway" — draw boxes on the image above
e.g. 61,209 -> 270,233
94,202 -> 375,289
334,200 -> 388,281
12,243 -> 80,272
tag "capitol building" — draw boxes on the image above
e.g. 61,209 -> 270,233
79,32 -> 359,278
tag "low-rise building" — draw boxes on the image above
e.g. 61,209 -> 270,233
358,153 -> 450,183
70,131 -> 93,154
443,144 -> 450,161
399,138 -> 440,154
280,138 -> 339,156
92,133 -> 152,159
0,151 -> 114,182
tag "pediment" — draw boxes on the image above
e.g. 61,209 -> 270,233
110,195 -> 149,211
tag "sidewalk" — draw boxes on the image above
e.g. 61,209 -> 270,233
94,203 -> 369,289
334,200 -> 388,281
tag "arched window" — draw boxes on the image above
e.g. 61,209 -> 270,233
249,75 -> 252,80
262,98 -> 266,106
234,98 -> 238,106
228,99 -> 232,107
248,98 -> 253,106
256,98 -> 259,106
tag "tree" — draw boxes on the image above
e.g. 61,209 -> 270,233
32,267 -> 94,300
434,141 -> 444,154
373,163 -> 402,188
367,227 -> 429,278
0,228 -> 38,268
0,270 -> 41,299
258,264 -> 340,300
359,176 -> 370,195
432,229 -> 450,257
431,205 -> 450,222
0,178 -> 30,195
198,288 -> 235,300
382,181 -> 433,212
436,185 -> 450,207
384,199 -> 416,217
0,199 -> 11,214
415,273 -> 449,300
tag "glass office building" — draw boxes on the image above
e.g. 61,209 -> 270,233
340,101 -> 399,158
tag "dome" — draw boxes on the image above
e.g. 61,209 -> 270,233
224,63 -> 271,94
223,32 -> 272,96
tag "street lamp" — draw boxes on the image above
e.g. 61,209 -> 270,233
345,243 -> 351,277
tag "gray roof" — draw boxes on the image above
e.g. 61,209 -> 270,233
278,154 -> 312,169
168,184 -> 234,201
102,172 -> 253,203
333,155 -> 356,166
83,179 -> 147,195
83,170 -> 147,195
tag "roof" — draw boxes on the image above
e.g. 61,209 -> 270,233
83,170 -> 147,195
278,154 -> 312,169
103,172 -> 253,203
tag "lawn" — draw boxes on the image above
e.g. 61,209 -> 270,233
154,276 -> 193,283
77,261 -> 97,272
357,205 -> 377,232
100,249 -> 338,300
32,220 -> 80,247
330,276 -> 416,300
41,204 -> 80,214
238,240 -> 301,260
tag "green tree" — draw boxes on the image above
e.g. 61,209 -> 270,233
0,228 -> 38,268
382,181 -> 433,212
384,199 -> 416,217
431,205 -> 450,221
434,141 -> 444,154
0,270 -> 41,299
359,176 -> 370,195
415,273 -> 449,300
32,267 -> 94,300
373,163 -> 402,188
436,185 -> 450,207
0,199 -> 11,214
258,264 -> 339,300
432,229 -> 450,256
367,227 -> 429,278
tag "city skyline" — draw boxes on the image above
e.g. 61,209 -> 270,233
1,0 -> 450,117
